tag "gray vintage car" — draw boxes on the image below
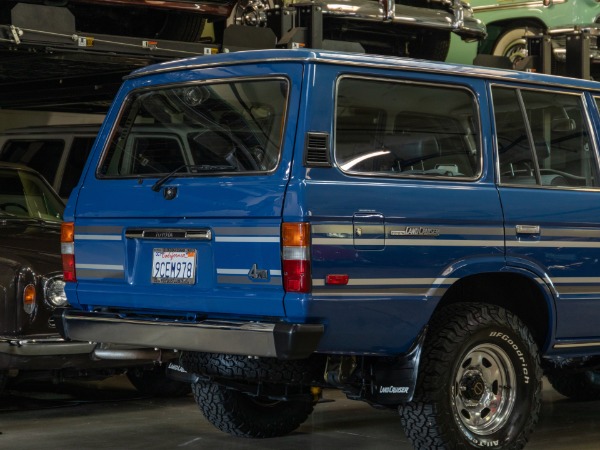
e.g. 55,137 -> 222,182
2,0 -> 485,61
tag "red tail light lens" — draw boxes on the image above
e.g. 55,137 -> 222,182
282,223 -> 311,293
61,222 -> 76,282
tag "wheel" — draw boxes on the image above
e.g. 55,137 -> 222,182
126,365 -> 191,397
409,30 -> 451,61
399,303 -> 542,450
493,27 -> 542,66
192,380 -> 314,437
229,0 -> 272,27
547,370 -> 600,401
152,13 -> 206,42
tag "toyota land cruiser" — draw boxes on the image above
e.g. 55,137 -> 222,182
57,48 -> 600,449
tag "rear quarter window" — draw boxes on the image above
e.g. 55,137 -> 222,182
334,76 -> 481,180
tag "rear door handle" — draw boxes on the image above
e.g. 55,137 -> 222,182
515,225 -> 540,235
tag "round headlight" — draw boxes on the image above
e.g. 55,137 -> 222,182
45,277 -> 68,307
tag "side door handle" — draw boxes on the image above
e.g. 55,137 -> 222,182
515,225 -> 540,235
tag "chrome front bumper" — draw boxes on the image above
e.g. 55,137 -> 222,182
321,0 -> 486,39
57,310 -> 324,360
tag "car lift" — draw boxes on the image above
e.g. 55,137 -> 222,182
0,2 -> 358,111
526,26 -> 600,81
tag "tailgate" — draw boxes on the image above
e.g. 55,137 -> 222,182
69,73 -> 300,318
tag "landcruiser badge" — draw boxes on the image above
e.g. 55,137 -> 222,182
391,227 -> 439,237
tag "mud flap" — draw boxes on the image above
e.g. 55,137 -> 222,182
166,361 -> 199,384
365,328 -> 426,405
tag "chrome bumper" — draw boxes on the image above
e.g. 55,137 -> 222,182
0,335 -> 95,356
321,1 -> 486,39
58,310 -> 324,360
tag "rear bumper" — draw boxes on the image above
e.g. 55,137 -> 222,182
0,336 -> 95,356
57,310 -> 324,360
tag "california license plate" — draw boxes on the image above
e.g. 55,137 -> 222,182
151,248 -> 196,284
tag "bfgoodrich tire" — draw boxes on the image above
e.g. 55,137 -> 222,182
192,380 -> 314,438
399,303 -> 542,450
547,370 -> 600,401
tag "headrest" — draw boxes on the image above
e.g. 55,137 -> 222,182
382,133 -> 439,163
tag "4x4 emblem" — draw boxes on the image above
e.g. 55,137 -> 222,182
248,264 -> 268,280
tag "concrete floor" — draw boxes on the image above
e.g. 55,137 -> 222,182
0,377 -> 598,450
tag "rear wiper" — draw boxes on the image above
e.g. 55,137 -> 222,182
151,164 -> 234,192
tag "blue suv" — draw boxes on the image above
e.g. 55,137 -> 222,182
57,49 -> 600,449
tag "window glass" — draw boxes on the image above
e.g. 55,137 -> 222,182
100,79 -> 288,177
59,136 -> 95,198
335,77 -> 481,178
493,86 -> 597,187
0,169 -> 63,221
0,140 -> 64,185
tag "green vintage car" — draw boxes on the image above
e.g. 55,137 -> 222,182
446,0 -> 600,67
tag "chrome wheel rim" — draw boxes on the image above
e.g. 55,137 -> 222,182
233,0 -> 270,27
453,343 -> 516,435
503,40 -> 528,64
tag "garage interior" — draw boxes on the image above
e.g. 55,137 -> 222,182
1,2 -> 600,449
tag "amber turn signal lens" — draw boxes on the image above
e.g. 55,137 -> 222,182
23,284 -> 36,315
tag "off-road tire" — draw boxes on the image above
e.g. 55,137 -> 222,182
192,380 -> 314,437
547,370 -> 600,401
127,365 -> 191,397
399,303 -> 542,450
181,352 -> 325,385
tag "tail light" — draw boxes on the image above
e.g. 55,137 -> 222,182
61,222 -> 76,282
282,222 -> 311,293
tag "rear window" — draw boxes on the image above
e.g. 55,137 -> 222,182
99,78 -> 289,177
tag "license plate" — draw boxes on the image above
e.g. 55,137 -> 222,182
151,248 -> 196,284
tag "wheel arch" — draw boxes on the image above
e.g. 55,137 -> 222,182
435,271 -> 553,353
480,18 -> 547,55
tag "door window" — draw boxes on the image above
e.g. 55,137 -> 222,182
493,86 -> 597,188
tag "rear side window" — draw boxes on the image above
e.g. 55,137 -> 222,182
100,78 -> 289,177
493,86 -> 597,188
334,77 -> 481,179
0,139 -> 64,185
